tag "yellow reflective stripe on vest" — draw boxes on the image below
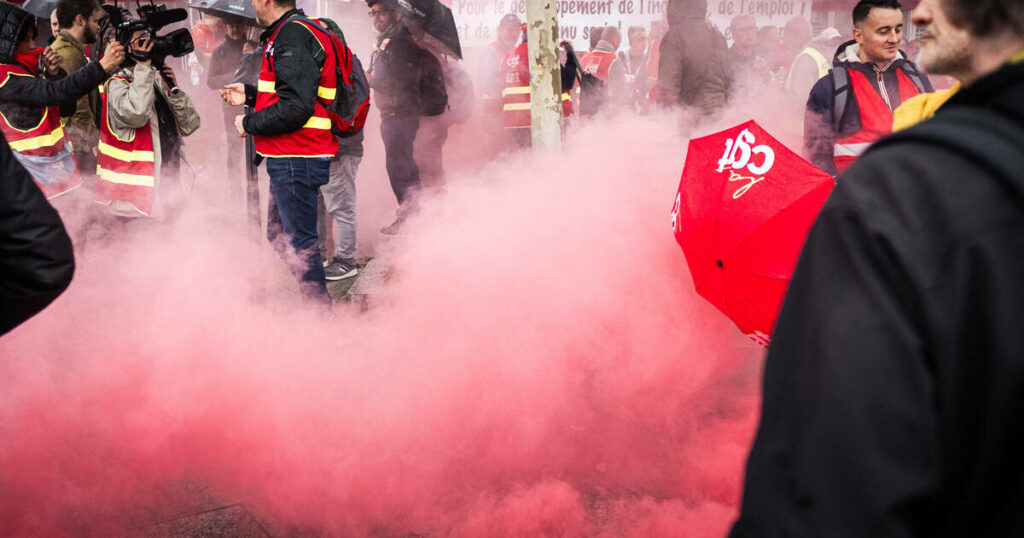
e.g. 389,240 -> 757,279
786,47 -> 831,91
259,79 -> 336,100
503,103 -> 531,111
303,116 -> 332,130
833,142 -> 872,157
98,166 -> 155,186
502,86 -> 530,96
98,141 -> 156,162
561,92 -> 570,101
8,126 -> 65,152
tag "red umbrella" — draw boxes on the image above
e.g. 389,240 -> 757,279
671,120 -> 834,345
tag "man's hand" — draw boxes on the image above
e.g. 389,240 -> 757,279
99,41 -> 126,73
159,64 -> 177,86
220,82 -> 246,106
242,41 -> 256,54
132,38 -> 155,67
234,115 -> 248,137
42,47 -> 61,76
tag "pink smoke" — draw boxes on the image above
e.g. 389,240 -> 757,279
0,85 -> 776,534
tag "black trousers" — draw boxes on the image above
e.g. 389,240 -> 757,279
380,114 -> 420,207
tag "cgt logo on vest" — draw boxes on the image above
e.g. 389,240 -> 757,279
716,128 -> 775,199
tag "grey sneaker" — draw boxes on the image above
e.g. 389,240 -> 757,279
324,258 -> 358,281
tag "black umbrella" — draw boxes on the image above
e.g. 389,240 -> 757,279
188,0 -> 256,23
394,0 -> 461,59
21,0 -> 56,19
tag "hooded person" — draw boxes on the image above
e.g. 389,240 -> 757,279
0,2 -> 125,203
655,0 -> 732,114
785,27 -> 843,102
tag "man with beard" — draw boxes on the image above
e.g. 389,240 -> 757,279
366,0 -> 446,234
52,0 -> 105,186
730,0 -> 1024,536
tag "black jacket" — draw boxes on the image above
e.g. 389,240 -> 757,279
0,133 -> 74,336
242,9 -> 327,137
0,2 -> 109,129
368,23 -> 446,117
804,40 -> 932,175
206,35 -> 248,91
732,60 -> 1024,538
0,62 -> 110,130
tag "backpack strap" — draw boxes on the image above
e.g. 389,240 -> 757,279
867,107 -> 1024,206
898,60 -> 930,93
830,65 -> 850,132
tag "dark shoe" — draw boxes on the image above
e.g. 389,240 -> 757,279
324,258 -> 358,281
380,218 -> 404,236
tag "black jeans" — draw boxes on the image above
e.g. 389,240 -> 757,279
380,114 -> 420,210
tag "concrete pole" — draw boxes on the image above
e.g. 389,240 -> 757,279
524,0 -> 563,153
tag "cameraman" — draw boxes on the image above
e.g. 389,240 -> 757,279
0,2 -> 125,201
97,27 -> 200,218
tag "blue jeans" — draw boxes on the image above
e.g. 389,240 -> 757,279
265,157 -> 331,307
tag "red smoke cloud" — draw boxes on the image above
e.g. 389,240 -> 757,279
0,101 -> 768,535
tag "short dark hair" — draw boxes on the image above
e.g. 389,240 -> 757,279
852,0 -> 902,26
943,0 -> 1024,37
55,0 -> 100,29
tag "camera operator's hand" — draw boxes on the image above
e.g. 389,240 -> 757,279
234,115 -> 248,137
131,37 -> 155,67
42,47 -> 61,76
242,41 -> 256,54
99,41 -> 127,73
159,65 -> 177,86
220,83 -> 246,106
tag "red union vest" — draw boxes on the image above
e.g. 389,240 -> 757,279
95,76 -> 156,216
833,68 -> 922,173
580,50 -> 617,83
254,17 -> 339,158
0,63 -> 80,199
501,43 -> 571,129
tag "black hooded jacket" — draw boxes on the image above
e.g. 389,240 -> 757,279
0,2 -> 109,130
731,60 -> 1024,538
0,131 -> 74,337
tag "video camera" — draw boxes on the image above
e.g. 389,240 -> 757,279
108,1 -> 195,92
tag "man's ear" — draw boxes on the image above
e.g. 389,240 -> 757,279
852,26 -> 863,45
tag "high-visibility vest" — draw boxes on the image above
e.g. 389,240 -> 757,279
95,76 -> 157,217
0,63 -> 80,199
254,17 -> 339,159
785,46 -> 830,92
580,50 -> 618,83
833,68 -> 922,173
500,43 -> 571,129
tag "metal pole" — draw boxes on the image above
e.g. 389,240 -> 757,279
524,0 -> 562,153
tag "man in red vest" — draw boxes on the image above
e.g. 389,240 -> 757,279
804,0 -> 932,176
579,25 -> 628,115
479,13 -> 521,117
501,26 -> 573,147
222,0 -> 339,308
0,2 -> 124,203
